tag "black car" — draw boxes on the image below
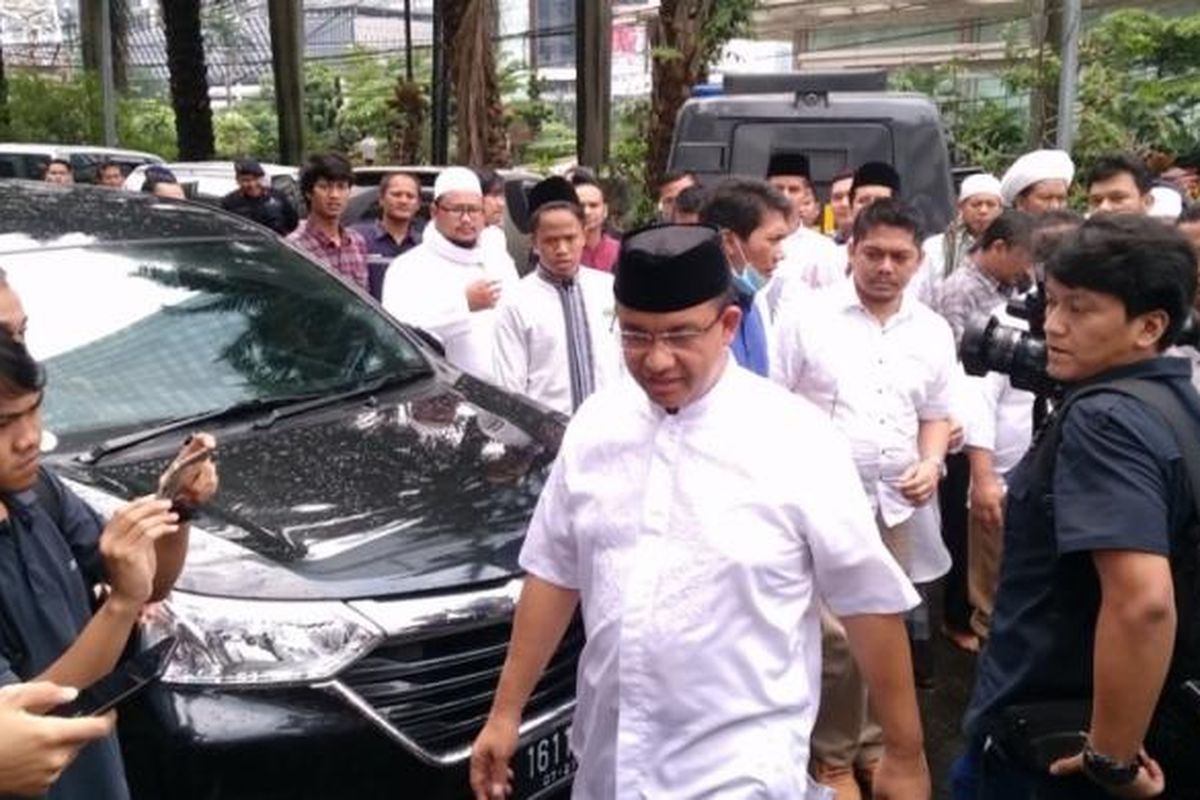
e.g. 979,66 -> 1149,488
0,182 -> 580,800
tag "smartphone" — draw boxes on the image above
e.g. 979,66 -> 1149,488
157,444 -> 214,501
50,637 -> 179,718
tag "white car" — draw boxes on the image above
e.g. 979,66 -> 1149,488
123,160 -> 298,198
0,143 -> 164,183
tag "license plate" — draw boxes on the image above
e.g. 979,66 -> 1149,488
511,723 -> 577,798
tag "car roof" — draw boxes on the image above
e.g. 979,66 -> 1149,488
0,143 -> 165,161
0,180 -> 276,254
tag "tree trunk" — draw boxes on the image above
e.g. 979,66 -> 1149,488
444,0 -> 510,167
161,0 -> 214,160
111,0 -> 129,92
646,0 -> 716,198
0,40 -> 8,138
80,0 -> 127,90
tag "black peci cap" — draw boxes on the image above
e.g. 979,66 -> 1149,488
614,224 -> 730,312
527,175 -> 580,217
851,161 -> 901,195
766,151 -> 811,180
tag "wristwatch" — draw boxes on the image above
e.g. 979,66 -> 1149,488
1082,743 -> 1140,789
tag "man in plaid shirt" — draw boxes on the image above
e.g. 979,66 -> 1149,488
287,153 -> 369,292
934,210 -> 1035,348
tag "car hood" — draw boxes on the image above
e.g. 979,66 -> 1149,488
52,374 -> 565,600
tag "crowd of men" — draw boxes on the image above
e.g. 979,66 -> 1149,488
9,142 -> 1200,800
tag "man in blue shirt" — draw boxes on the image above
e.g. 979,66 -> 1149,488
954,215 -> 1200,799
351,171 -> 426,300
0,329 -> 218,800
699,178 -> 791,377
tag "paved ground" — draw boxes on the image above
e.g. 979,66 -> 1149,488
920,584 -> 977,800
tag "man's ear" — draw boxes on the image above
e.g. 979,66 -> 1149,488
1134,308 -> 1170,351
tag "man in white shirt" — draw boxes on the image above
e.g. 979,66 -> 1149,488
767,152 -> 846,295
1000,149 -> 1075,214
493,177 -> 621,415
470,225 -> 930,800
773,199 -> 955,800
382,167 -> 519,381
921,173 -> 1003,301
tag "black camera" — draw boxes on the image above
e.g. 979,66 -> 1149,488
960,286 -> 1059,397
961,284 -> 1200,398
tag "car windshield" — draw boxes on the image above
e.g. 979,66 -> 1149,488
1,238 -> 428,446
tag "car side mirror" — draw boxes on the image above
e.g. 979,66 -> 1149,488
409,326 -> 446,357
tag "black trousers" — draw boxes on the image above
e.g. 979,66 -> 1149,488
939,451 -> 973,632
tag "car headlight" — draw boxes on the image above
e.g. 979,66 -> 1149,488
142,591 -> 385,687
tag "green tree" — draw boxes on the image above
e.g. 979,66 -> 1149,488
0,40 -> 8,138
645,0 -> 756,198
119,99 -> 178,160
1072,9 -> 1200,165
214,110 -> 260,158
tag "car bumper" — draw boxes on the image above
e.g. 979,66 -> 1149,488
120,684 -> 573,800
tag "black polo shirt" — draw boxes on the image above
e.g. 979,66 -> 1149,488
965,356 -> 1200,740
0,470 -> 130,800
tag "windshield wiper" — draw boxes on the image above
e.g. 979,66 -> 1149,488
81,368 -> 432,464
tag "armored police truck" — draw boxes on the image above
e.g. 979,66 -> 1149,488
667,71 -> 957,234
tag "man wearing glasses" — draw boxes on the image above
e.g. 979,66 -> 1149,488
773,199 -> 955,800
471,224 -> 929,800
382,167 -> 519,380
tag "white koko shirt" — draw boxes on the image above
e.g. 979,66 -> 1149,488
382,226 -> 519,381
772,279 -> 956,527
520,361 -> 918,799
492,267 -> 623,416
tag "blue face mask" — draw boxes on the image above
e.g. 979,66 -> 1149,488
742,266 -> 769,292
731,237 -> 769,293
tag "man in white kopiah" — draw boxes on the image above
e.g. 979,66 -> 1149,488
470,224 -> 929,800
382,167 -> 519,381
492,176 -> 622,415
999,149 -> 1075,214
918,173 -> 1004,302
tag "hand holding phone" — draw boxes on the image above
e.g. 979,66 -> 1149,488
157,433 -> 218,508
50,637 -> 178,718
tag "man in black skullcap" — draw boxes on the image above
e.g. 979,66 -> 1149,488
766,150 -> 846,294
851,161 -> 902,218
220,159 -> 299,236
471,225 -> 930,800
492,176 -> 622,415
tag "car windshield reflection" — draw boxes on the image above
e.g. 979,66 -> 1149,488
2,238 -> 428,444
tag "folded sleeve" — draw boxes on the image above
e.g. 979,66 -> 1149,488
1054,397 -> 1172,557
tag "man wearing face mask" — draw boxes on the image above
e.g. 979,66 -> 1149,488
699,178 -> 791,377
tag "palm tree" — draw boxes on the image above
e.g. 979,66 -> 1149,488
161,0 -> 214,160
443,0 -> 510,167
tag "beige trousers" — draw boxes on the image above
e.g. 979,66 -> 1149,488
809,516 -> 912,769
968,513 -> 1004,639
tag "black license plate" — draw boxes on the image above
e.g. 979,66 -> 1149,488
512,723 -> 577,798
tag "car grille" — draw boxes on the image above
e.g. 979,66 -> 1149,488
338,615 -> 584,756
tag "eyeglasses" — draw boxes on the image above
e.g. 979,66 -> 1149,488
437,202 -> 485,218
617,312 -> 724,353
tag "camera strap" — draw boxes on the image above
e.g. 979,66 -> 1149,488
1040,376 -> 1200,681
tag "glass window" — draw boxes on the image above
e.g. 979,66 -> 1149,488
2,238 -> 428,446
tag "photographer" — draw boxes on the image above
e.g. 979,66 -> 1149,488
953,215 -> 1200,799
0,682 -> 113,796
0,328 -> 218,800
